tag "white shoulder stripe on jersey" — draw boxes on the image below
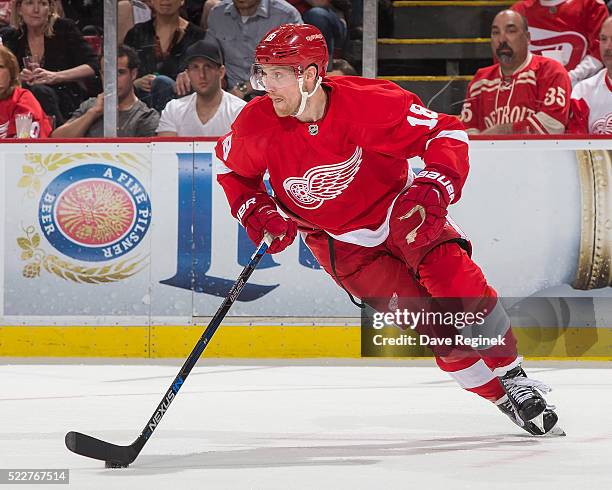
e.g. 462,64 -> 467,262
425,129 -> 469,150
470,78 -> 502,92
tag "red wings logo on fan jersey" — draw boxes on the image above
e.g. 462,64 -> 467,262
592,114 -> 612,134
528,28 -> 587,69
283,146 -> 362,209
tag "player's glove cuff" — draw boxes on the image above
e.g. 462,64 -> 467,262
414,168 -> 456,205
232,193 -> 276,227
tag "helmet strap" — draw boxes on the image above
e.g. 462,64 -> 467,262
293,75 -> 322,117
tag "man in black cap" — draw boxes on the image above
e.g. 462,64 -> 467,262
157,38 -> 246,136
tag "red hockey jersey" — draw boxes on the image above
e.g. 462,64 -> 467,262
0,87 -> 52,138
511,0 -> 608,83
567,69 -> 612,134
215,77 -> 469,247
460,54 -> 571,134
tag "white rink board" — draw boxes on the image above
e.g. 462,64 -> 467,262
0,139 -> 609,326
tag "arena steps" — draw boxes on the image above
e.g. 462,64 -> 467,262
392,0 -> 512,39
378,38 -> 491,60
359,0 -> 511,114
378,75 -> 473,113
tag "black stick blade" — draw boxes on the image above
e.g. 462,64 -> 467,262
65,431 -> 138,467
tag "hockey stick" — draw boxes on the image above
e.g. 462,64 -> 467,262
65,238 -> 271,468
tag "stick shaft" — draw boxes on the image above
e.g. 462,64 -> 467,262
134,240 -> 269,451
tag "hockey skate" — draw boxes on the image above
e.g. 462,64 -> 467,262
495,364 -> 565,436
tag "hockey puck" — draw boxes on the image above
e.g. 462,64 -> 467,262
105,461 -> 129,468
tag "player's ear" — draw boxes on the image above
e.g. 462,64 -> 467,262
305,65 -> 318,83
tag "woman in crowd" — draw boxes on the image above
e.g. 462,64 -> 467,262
3,0 -> 100,126
0,45 -> 51,138
123,0 -> 205,112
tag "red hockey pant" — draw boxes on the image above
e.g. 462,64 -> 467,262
305,224 -> 519,403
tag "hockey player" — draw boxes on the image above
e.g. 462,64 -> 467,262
511,0 -> 608,85
567,16 -> 612,134
215,23 -> 561,435
460,10 -> 571,135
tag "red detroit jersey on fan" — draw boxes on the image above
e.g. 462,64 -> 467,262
511,0 -> 608,83
215,76 -> 468,245
460,53 -> 570,134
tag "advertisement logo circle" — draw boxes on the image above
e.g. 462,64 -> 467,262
38,164 -> 151,261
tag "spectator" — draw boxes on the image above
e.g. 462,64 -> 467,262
118,0 -> 152,43
327,57 -> 357,76
59,0 -> 103,32
183,0 -> 206,26
199,0 -> 220,30
0,1 -> 11,28
207,0 -> 302,100
567,16 -> 612,134
0,44 -> 51,138
512,0 -> 609,85
157,39 -> 246,136
51,45 -> 159,137
124,0 -> 205,112
0,1 -> 13,41
460,10 -> 571,135
3,0 -> 100,126
285,0 -> 348,68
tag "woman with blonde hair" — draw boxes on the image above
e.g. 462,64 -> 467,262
2,0 -> 100,125
0,45 -> 51,138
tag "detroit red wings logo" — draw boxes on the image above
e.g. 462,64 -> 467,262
592,114 -> 612,135
528,27 -> 587,69
283,146 -> 362,209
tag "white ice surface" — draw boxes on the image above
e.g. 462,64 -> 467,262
0,361 -> 610,490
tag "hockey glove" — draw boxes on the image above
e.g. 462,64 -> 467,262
396,169 -> 454,248
234,194 -> 297,254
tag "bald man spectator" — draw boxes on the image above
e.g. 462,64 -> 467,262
460,10 -> 571,134
567,17 -> 612,134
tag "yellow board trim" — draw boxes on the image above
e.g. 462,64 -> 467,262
379,75 -> 474,81
1,325 -> 611,359
394,1 -> 511,6
0,326 -> 149,357
379,38 -> 490,44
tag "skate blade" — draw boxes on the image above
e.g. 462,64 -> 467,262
544,425 -> 566,437
528,412 -> 566,437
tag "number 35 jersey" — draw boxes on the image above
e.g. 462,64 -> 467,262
215,76 -> 469,247
460,54 -> 571,135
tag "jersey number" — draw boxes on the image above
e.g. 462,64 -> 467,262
544,87 -> 566,107
460,103 -> 472,123
407,104 -> 438,130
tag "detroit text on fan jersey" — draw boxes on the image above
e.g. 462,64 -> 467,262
568,69 -> 612,134
460,53 -> 571,134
